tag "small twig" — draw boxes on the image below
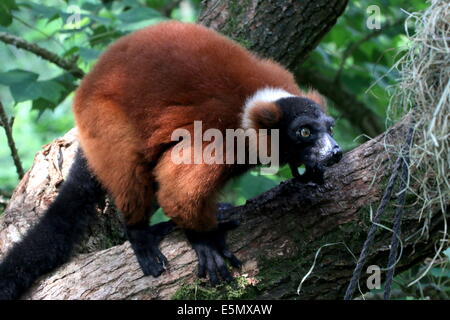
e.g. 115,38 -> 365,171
0,32 -> 84,79
0,100 -> 24,180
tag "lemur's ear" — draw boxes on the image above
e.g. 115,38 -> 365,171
244,101 -> 282,130
304,89 -> 327,112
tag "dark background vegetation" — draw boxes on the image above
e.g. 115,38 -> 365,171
0,0 -> 448,299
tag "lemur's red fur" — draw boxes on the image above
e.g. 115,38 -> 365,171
73,21 -> 323,230
246,102 -> 283,130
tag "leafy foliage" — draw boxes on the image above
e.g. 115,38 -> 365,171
303,0 -> 427,150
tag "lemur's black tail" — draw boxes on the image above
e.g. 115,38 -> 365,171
0,148 -> 104,300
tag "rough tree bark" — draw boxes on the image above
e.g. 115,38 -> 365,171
200,0 -> 348,68
0,0 -> 445,300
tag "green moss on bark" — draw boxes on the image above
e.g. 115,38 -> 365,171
172,218 -> 371,300
172,276 -> 259,300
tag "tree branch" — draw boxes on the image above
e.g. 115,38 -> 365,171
0,100 -> 24,179
0,32 -> 84,79
199,0 -> 349,68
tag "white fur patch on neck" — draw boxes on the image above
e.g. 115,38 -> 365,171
241,87 -> 295,129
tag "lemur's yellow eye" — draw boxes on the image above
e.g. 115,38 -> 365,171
330,126 -> 334,134
300,127 -> 310,137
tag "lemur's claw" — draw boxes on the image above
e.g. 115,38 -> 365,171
185,220 -> 241,286
126,222 -> 174,277
136,244 -> 167,277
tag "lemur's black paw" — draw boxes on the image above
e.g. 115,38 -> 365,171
135,243 -> 167,277
126,221 -> 175,277
185,221 -> 241,286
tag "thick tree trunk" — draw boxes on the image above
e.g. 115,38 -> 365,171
1,0 -> 445,300
200,0 -> 348,68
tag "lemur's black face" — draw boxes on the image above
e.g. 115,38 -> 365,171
276,97 -> 342,183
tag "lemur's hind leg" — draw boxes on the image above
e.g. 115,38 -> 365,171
124,199 -> 175,277
126,222 -> 175,276
93,164 -> 173,277
117,185 -> 175,277
77,101 -> 173,277
154,151 -> 241,285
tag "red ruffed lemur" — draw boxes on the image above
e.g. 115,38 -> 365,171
0,21 -> 342,299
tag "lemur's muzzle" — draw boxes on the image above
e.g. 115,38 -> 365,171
290,133 -> 342,184
317,133 -> 342,167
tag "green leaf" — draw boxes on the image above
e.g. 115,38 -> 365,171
21,2 -> 61,20
3,0 -> 18,10
58,12 -> 111,25
38,80 -> 66,103
63,46 -> 80,58
150,208 -> 170,225
0,69 -> 39,85
0,0 -> 18,27
0,70 -> 68,109
32,97 -> 55,112
444,248 -> 450,260
117,17 -> 166,32
430,267 -> 450,278
118,7 -> 161,23
10,79 -> 65,104
85,14 -> 111,24
89,25 -> 122,47
79,47 -> 101,61
325,26 -> 349,47
0,8 -> 12,26
81,2 -> 103,12
122,0 -> 147,9
234,172 -> 279,201
52,73 -> 77,91
31,73 -> 77,112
